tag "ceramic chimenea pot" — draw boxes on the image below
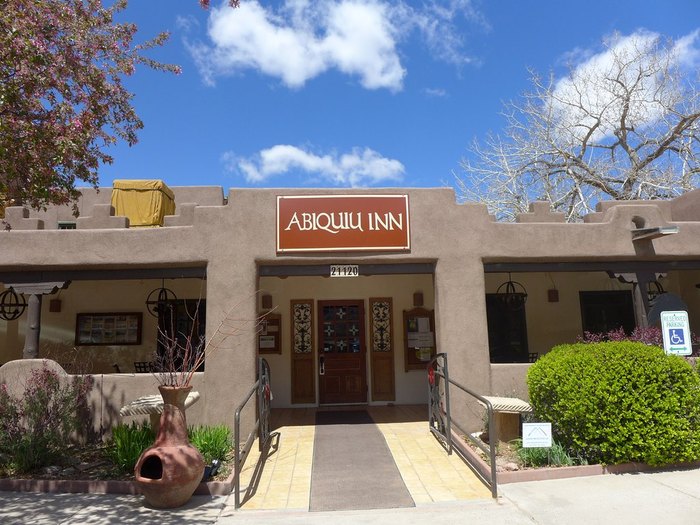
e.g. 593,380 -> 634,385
134,385 -> 204,508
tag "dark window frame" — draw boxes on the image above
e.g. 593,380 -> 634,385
485,293 -> 529,363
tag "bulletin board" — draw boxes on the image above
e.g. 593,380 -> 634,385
75,312 -> 142,346
258,312 -> 281,354
403,307 -> 436,371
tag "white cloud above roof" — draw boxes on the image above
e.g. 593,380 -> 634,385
188,0 -> 482,90
222,145 -> 405,186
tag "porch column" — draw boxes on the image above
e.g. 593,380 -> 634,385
9,281 -> 70,359
610,272 -> 655,329
24,294 -> 42,358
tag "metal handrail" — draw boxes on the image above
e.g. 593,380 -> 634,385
428,352 -> 498,498
233,357 -> 272,509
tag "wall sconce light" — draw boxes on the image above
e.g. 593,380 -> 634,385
0,287 -> 27,321
413,292 -> 424,307
496,273 -> 528,311
261,294 -> 273,310
647,280 -> 665,303
145,279 -> 177,317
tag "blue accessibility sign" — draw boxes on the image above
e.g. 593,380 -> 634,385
660,311 -> 692,356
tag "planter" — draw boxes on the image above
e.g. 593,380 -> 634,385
134,385 -> 205,508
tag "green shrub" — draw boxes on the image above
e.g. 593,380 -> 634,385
105,422 -> 233,474
106,422 -> 155,473
0,367 -> 93,473
527,342 -> 700,466
188,425 -> 233,464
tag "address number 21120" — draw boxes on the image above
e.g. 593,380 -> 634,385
330,265 -> 359,277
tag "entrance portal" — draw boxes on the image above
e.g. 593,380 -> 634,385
318,300 -> 367,404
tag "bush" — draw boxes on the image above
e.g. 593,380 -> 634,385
0,367 -> 93,473
527,341 -> 700,466
104,423 -> 233,474
107,422 -> 155,473
188,425 -> 233,465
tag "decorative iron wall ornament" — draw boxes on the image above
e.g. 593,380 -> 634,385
145,279 -> 177,317
292,300 -> 313,353
370,298 -> 392,352
496,273 -> 528,311
0,288 -> 27,321
647,280 -> 665,303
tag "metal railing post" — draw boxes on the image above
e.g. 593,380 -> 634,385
427,352 -> 498,499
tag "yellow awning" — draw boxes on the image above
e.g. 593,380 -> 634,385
110,180 -> 175,227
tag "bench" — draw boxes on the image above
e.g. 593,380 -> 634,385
119,391 -> 201,432
480,396 -> 532,443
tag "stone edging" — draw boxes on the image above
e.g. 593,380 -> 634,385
0,471 -> 234,496
450,430 -> 700,485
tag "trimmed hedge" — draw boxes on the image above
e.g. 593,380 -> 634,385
527,342 -> 700,465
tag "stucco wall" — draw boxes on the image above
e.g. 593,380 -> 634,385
0,359 -> 207,437
3,187 -> 700,432
1,278 -> 206,372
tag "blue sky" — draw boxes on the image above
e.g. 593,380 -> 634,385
102,0 -> 700,195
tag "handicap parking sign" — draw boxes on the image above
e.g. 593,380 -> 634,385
668,329 -> 685,345
660,311 -> 692,356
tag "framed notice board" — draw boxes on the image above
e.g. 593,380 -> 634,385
75,313 -> 142,346
403,307 -> 436,371
258,312 -> 281,354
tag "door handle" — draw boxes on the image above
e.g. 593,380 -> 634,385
319,355 -> 325,376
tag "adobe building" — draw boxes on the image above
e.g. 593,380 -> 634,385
1,183 -> 700,432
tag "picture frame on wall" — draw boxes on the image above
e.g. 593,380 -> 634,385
75,313 -> 142,346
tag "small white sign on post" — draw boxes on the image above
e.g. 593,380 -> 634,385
522,422 -> 552,448
660,311 -> 692,356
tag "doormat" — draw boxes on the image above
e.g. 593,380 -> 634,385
309,410 -> 415,512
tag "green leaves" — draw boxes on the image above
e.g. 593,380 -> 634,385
0,0 -> 179,213
528,342 -> 700,465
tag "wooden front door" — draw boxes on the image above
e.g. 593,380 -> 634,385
318,300 -> 367,404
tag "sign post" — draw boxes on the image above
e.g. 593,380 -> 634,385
522,422 -> 552,448
660,311 -> 692,356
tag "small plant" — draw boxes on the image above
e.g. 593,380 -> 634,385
188,425 -> 233,465
104,422 -> 233,474
0,366 -> 93,473
513,439 -> 585,467
106,422 -> 155,473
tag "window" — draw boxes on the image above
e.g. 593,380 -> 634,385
579,291 -> 635,335
157,299 -> 206,371
485,294 -> 529,363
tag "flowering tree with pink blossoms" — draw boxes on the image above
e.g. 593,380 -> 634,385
0,0 -> 185,214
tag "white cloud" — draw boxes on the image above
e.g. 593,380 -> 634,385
424,87 -> 447,97
188,0 -> 483,90
409,0 -> 487,66
176,15 -> 199,33
223,145 -> 405,186
550,29 -> 700,143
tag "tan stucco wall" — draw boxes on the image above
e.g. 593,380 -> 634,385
3,186 -> 700,433
1,278 -> 206,373
0,359 -> 206,437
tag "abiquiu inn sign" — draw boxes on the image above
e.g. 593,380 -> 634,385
277,195 -> 410,252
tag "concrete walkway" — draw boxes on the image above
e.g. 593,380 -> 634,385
3,468 -> 700,524
2,405 -> 700,523
236,406 -> 489,510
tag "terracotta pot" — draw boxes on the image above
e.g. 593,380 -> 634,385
134,385 -> 204,508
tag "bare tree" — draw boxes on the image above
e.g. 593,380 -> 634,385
457,31 -> 700,222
